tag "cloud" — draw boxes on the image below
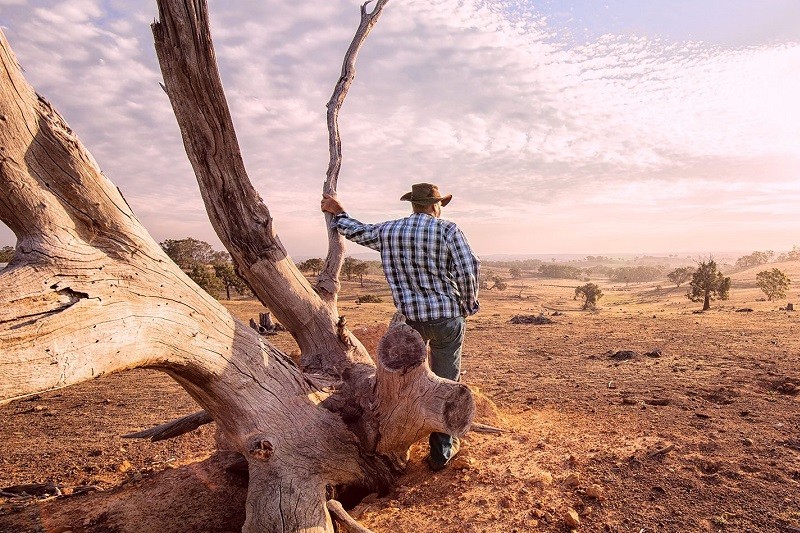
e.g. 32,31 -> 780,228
1,0 -> 798,256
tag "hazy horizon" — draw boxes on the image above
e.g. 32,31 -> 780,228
1,1 -> 798,257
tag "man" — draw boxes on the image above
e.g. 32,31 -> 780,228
321,183 -> 480,470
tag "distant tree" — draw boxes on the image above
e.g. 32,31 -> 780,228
777,245 -> 800,262
509,266 -> 522,279
479,275 -> 490,290
342,256 -> 364,281
298,258 -> 324,275
213,261 -> 251,300
687,260 -> 731,311
667,266 -> 693,287
352,261 -> 370,287
574,283 -> 603,310
735,250 -> 774,269
609,265 -> 665,284
538,264 -> 581,279
488,275 -> 507,291
755,268 -> 791,301
585,265 -> 613,277
160,237 -> 228,269
0,245 -> 14,263
188,263 -> 223,296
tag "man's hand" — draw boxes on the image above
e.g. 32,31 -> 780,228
321,193 -> 345,215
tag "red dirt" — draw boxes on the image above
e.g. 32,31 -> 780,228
2,269 -> 799,532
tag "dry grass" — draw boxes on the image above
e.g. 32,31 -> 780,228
2,262 -> 799,532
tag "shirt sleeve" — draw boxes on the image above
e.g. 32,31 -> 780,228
332,213 -> 382,252
446,227 -> 480,316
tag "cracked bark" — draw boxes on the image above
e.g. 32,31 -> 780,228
0,2 -> 475,531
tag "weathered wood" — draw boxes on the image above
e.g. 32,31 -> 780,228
317,0 -> 390,304
470,422 -> 506,434
327,499 -> 375,533
152,0 -> 372,375
259,312 -> 274,330
0,2 -> 477,530
373,325 -> 475,470
123,410 -> 214,441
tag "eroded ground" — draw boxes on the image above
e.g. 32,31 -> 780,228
2,265 -> 799,532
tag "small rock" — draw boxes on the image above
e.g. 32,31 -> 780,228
586,484 -> 604,499
451,455 -> 475,470
118,460 -> 133,473
565,508 -> 581,528
742,438 -> 754,447
609,350 -> 637,361
533,470 -> 553,487
563,473 -> 581,488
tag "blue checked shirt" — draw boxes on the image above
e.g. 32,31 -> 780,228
333,212 -> 480,322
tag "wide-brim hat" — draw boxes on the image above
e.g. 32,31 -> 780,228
400,183 -> 452,206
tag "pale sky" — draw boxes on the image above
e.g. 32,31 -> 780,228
1,0 -> 799,258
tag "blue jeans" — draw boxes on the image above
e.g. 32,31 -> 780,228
406,315 -> 465,465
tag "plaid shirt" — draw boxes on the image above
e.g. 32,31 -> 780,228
334,212 -> 480,322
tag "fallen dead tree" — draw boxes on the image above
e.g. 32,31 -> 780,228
0,1 -> 475,531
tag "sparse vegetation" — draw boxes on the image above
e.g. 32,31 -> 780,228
538,264 -> 581,279
777,245 -> 800,262
4,260 -> 800,532
188,263 -> 223,295
667,266 -> 693,287
213,261 -> 251,300
356,294 -> 382,304
0,245 -> 13,263
352,261 -> 370,287
160,238 -> 248,300
575,282 -> 603,310
490,275 -> 508,291
608,265 -> 665,284
160,237 -> 228,269
755,268 -> 791,301
298,258 -> 324,275
687,260 -> 731,311
735,250 -> 774,269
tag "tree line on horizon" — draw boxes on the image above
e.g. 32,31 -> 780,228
1,241 -> 793,308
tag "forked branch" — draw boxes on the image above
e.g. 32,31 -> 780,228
152,0 -> 372,374
317,0 -> 391,303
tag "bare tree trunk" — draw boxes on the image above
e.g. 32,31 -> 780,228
152,0 -> 373,375
0,2 -> 475,531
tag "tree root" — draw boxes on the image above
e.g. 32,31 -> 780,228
123,410 -> 213,441
326,499 -> 374,533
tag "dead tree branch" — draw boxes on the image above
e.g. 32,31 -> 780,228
317,0 -> 390,303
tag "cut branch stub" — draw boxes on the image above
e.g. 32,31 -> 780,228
373,325 -> 475,470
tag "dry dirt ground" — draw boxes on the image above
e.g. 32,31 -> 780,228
1,262 -> 799,532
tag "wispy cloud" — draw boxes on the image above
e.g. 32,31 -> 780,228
1,0 -> 798,255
